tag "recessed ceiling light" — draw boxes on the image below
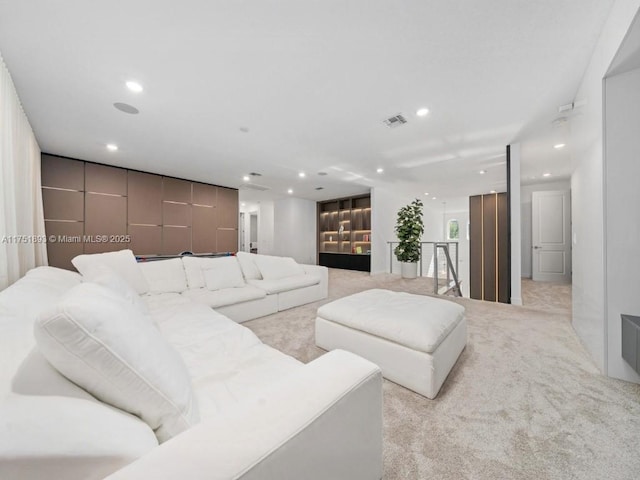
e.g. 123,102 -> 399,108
242,175 -> 250,182
376,168 -> 384,173
490,190 -> 496,193
424,192 -> 429,196
106,144 -> 118,151
479,170 -> 486,175
432,196 -> 437,200
240,202 -> 246,207
287,188 -> 293,194
416,107 -> 429,117
543,172 -> 552,177
126,81 -> 143,93
298,172 -> 306,178
554,143 -> 566,149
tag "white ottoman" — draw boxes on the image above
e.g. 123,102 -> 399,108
316,289 -> 466,399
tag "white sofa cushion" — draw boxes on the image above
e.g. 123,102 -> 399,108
253,255 -> 305,281
182,256 -> 213,289
138,258 -> 188,294
34,283 -> 199,442
202,257 -> 245,290
181,285 -> 266,309
247,274 -> 320,294
80,264 -> 149,316
72,249 -> 149,294
236,252 -> 262,280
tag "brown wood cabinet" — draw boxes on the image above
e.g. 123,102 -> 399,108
469,193 -> 510,303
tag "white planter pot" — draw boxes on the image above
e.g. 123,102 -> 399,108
400,262 -> 418,279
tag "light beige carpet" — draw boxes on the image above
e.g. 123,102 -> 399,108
244,269 -> 640,480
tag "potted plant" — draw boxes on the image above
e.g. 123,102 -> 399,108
394,198 -> 424,279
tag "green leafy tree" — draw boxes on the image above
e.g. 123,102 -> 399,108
394,199 -> 424,262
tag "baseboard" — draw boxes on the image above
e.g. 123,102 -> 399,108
511,296 -> 523,306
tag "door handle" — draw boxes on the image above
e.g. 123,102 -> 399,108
533,246 -> 541,249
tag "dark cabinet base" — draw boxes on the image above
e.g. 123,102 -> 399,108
319,253 -> 371,272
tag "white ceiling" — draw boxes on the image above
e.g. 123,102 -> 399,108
0,0 -> 616,210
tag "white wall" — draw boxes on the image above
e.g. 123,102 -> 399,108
272,197 -> 317,265
570,0 -> 640,375
603,67 -> 640,383
257,201 -> 274,255
510,144 -> 522,306
520,179 -> 571,278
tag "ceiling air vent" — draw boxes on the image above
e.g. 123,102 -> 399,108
383,114 -> 407,128
315,187 -> 324,190
239,183 -> 270,191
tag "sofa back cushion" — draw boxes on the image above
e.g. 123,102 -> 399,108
182,256 -> 215,289
253,255 -> 305,281
80,264 -> 149,316
138,258 -> 188,294
236,252 -> 263,280
203,256 -> 246,290
72,249 -> 149,294
34,283 -> 199,442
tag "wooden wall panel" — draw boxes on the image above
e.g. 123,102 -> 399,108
42,189 -> 84,221
217,188 -> 239,228
193,183 -> 217,206
497,193 -> 510,303
44,221 -> 84,270
41,154 -> 84,190
469,192 -> 510,304
84,194 -> 127,253
162,227 -> 191,255
163,202 -> 192,227
41,155 -> 238,265
85,163 -> 127,195
482,194 -> 497,302
217,229 -> 238,253
192,205 -> 217,253
469,195 -> 483,300
128,225 -> 162,255
128,171 -> 162,225
163,177 -> 192,203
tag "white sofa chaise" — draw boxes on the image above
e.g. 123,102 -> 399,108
0,256 -> 382,479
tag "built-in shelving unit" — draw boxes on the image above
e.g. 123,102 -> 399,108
318,194 -> 371,272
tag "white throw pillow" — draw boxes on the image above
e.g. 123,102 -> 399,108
235,251 -> 263,280
72,249 -> 149,294
81,264 -> 149,316
34,283 -> 199,442
253,255 -> 305,281
203,256 -> 246,290
138,258 -> 188,293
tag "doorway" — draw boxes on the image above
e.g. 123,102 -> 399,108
249,213 -> 258,253
531,190 -> 571,282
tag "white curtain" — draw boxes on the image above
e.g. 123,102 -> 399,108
0,52 -> 47,290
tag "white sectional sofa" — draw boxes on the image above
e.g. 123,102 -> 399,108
0,251 -> 382,480
133,251 -> 328,323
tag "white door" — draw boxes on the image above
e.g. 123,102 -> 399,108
532,190 -> 571,282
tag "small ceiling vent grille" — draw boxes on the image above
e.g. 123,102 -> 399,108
315,187 -> 324,190
383,114 -> 407,128
239,183 -> 270,191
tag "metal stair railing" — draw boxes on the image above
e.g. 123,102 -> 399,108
387,241 -> 462,297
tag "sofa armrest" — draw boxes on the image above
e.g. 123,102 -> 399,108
107,350 -> 382,480
0,393 -> 158,480
302,263 -> 328,296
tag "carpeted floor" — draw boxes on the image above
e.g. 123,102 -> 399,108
244,269 -> 640,480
